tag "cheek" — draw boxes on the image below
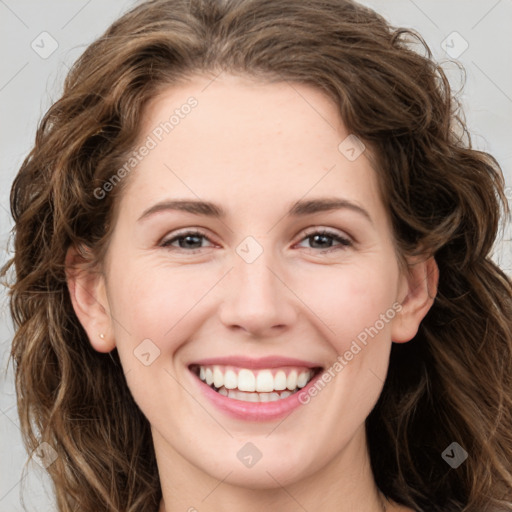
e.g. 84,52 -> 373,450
323,262 -> 399,352
111,262 -> 210,336
107,265 -> 197,416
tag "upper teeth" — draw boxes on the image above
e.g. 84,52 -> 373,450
196,365 -> 315,392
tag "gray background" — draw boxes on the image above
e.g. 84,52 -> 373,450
1,1 -> 511,510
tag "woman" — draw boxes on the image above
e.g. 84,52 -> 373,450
2,0 -> 511,511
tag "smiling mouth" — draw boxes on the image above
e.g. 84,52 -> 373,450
189,364 -> 323,402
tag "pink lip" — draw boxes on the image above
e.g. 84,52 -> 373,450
188,364 -> 324,422
189,355 -> 321,369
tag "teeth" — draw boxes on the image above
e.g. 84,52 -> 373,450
194,364 -> 317,397
297,372 -> 309,388
224,369 -> 237,389
238,369 -> 256,392
256,370 -> 274,392
287,370 -> 298,390
213,367 -> 224,388
224,388 -> 292,402
205,368 -> 214,386
274,370 -> 287,390
259,392 -> 270,402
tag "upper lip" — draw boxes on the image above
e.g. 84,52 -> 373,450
189,355 -> 323,370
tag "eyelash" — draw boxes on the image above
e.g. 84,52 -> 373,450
160,228 -> 353,254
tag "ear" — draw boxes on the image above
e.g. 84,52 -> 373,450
391,254 -> 439,343
65,244 -> 115,353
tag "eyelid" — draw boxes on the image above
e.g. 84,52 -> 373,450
299,226 -> 353,243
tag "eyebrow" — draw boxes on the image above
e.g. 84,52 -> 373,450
137,197 -> 373,225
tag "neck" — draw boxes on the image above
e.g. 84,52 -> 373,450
154,424 -> 388,512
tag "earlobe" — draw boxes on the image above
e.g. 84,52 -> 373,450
391,255 -> 439,344
65,245 -> 115,353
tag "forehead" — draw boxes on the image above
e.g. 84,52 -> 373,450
116,74 -> 385,226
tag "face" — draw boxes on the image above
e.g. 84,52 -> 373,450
68,73 -> 436,492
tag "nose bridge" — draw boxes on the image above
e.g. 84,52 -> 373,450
218,234 -> 297,335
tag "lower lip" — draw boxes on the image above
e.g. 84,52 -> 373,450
189,368 -> 323,421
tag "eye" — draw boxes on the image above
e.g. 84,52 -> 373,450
296,228 -> 353,252
160,228 -> 353,254
160,229 -> 214,252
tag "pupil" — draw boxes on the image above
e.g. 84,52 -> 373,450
181,235 -> 201,248
311,234 -> 331,248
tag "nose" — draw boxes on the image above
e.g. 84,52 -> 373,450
218,244 -> 298,338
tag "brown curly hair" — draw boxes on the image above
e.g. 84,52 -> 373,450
2,0 -> 512,511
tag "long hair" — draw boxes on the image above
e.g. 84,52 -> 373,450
2,0 -> 511,510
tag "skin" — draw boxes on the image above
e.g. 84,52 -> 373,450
66,73 -> 438,512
